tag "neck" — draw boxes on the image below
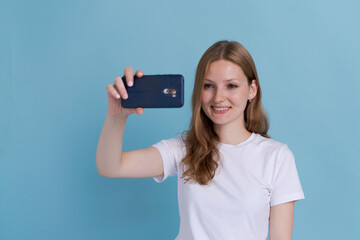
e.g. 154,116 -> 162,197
214,120 -> 252,146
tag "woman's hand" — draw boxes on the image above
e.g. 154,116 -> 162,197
106,66 -> 144,118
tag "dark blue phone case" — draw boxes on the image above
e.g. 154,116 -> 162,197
121,74 -> 184,108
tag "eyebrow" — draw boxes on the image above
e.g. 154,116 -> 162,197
204,79 -> 240,83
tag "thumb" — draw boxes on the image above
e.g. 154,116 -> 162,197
135,108 -> 144,115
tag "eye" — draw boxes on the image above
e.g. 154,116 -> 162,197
228,84 -> 238,89
204,83 -> 213,89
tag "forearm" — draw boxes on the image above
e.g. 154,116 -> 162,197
96,109 -> 127,177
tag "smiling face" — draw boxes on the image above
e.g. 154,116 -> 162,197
201,60 -> 257,130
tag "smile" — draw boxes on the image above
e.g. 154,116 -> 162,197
211,106 -> 231,114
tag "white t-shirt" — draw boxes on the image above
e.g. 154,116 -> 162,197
152,132 -> 305,240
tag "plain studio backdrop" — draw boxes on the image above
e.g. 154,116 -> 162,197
1,0 -> 359,239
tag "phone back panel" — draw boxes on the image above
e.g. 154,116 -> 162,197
121,74 -> 184,108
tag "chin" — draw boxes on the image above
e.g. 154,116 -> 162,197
208,116 -> 231,126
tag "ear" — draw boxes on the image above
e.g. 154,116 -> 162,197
248,79 -> 258,100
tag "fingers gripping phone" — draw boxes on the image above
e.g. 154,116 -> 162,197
121,74 -> 184,108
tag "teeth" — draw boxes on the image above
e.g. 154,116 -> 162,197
213,107 -> 229,111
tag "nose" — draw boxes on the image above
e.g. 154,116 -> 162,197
214,88 -> 225,103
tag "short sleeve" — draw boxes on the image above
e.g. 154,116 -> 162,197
270,144 -> 305,206
151,136 -> 185,183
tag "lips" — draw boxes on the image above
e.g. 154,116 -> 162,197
211,106 -> 231,114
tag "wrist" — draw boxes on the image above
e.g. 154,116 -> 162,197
106,109 -> 128,122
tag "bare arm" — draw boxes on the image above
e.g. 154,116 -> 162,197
96,67 -> 164,178
95,110 -> 126,177
269,201 -> 295,240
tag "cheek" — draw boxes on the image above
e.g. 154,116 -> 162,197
201,91 -> 212,106
230,90 -> 249,106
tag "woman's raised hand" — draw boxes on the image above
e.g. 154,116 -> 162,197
106,66 -> 144,118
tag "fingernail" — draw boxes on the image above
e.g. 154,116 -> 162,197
128,81 -> 133,87
116,94 -> 120,99
124,93 -> 128,99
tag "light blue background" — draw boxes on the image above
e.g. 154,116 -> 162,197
1,0 -> 359,239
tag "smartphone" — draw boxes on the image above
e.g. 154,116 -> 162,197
121,74 -> 184,108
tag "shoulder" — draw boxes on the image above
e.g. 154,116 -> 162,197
251,133 -> 293,158
152,132 -> 186,150
251,133 -> 286,150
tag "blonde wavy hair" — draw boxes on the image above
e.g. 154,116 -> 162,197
180,40 -> 270,185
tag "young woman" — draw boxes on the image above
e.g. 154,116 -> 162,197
96,40 -> 305,240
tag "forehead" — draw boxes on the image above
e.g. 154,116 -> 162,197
205,60 -> 246,82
